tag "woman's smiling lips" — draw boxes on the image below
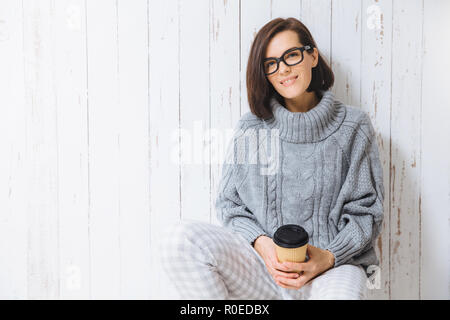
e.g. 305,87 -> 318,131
280,75 -> 298,87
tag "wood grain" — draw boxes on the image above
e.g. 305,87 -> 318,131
361,0 -> 392,300
0,0 -> 448,300
389,0 -> 422,299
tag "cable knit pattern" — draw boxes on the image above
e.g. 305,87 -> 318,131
267,169 -> 278,233
215,90 -> 385,276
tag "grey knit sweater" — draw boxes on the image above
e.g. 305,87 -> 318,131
215,89 -> 385,275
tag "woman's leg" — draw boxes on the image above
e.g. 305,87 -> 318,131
159,220 -> 282,300
304,264 -> 368,300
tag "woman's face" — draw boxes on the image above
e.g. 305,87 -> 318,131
264,30 -> 318,100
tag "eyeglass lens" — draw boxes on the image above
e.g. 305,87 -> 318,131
264,48 -> 303,75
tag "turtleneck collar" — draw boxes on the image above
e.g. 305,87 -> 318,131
262,90 -> 346,144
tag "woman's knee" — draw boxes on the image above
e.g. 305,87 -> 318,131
317,285 -> 367,300
158,220 -> 227,264
159,220 -> 200,253
309,264 -> 368,300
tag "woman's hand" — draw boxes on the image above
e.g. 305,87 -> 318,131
273,244 -> 335,290
253,235 -> 301,283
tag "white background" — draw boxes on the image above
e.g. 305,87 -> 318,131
0,0 -> 449,299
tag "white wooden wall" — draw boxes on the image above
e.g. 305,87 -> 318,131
0,0 -> 449,300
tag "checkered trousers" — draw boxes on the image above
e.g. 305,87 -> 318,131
159,220 -> 368,300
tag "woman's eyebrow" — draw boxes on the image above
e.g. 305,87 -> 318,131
265,46 -> 297,59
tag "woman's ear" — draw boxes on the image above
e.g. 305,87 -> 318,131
312,47 -> 319,68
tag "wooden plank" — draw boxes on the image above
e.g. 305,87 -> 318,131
420,0 -> 450,300
300,0 -> 332,64
0,0 -> 28,299
85,0 -> 121,299
331,0 -> 361,106
179,0 -> 211,223
2,0 -> 448,301
148,0 -> 181,299
52,0 -> 90,299
390,0 -> 423,299
361,0 -> 392,300
116,0 -> 151,299
22,0 -> 60,299
240,0 -> 271,115
210,0 -> 241,226
271,0 -> 301,20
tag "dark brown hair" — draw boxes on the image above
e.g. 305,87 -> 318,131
246,17 -> 334,120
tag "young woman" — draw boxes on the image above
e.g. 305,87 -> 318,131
160,17 -> 384,300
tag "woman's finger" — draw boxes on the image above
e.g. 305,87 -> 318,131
266,259 -> 298,279
276,272 -> 311,289
275,276 -> 299,290
270,268 -> 299,279
280,260 -> 310,273
270,257 -> 291,272
306,244 -> 317,258
275,279 -> 296,290
275,275 -> 299,287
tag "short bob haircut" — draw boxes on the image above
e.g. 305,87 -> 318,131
246,17 -> 334,120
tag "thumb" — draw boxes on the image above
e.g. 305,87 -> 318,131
306,244 -> 317,257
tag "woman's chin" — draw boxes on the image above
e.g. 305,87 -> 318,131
279,86 -> 306,99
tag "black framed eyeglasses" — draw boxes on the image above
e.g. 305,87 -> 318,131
263,45 -> 313,75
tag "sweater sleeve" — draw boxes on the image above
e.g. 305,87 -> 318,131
325,113 -> 385,267
215,120 -> 268,246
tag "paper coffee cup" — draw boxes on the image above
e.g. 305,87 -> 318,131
273,224 -> 309,264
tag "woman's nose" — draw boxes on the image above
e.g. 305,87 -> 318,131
278,60 -> 291,73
